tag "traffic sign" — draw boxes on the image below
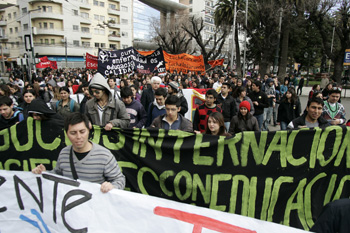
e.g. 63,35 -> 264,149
343,49 -> 350,65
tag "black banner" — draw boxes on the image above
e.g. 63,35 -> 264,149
1,118 -> 350,231
97,47 -> 166,75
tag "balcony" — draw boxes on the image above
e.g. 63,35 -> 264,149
0,20 -> 6,26
35,28 -> 65,36
108,34 -> 120,41
0,35 -> 8,41
30,11 -> 64,20
1,47 -> 9,54
108,23 -> 119,29
108,0 -> 119,2
108,8 -> 120,16
79,17 -> 91,25
33,43 -> 95,56
81,32 -> 92,39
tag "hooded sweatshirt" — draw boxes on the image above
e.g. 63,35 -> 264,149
85,73 -> 130,128
146,99 -> 166,127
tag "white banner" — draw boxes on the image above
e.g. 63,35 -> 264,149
0,170 -> 308,233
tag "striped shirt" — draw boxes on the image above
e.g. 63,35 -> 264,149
52,142 -> 125,189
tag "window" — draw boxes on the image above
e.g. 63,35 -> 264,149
100,16 -> 105,21
82,41 -> 90,47
121,6 -> 127,12
109,4 -> 116,10
43,22 -> 48,29
51,39 -> 55,44
45,39 -> 49,44
122,32 -> 127,37
94,14 -> 99,20
23,24 -> 28,30
122,44 -> 128,49
121,19 -> 128,24
50,23 -> 54,29
47,6 -> 52,12
189,8 -> 192,13
73,10 -> 78,15
15,27 -> 18,33
39,22 -> 42,28
16,41 -> 19,47
13,12 -> 16,18
93,0 -> 98,6
100,43 -> 105,48
22,8 -> 27,14
189,0 -> 192,4
94,42 -> 99,47
109,17 -> 116,23
9,28 -> 13,34
99,1 -> 104,7
100,28 -> 105,35
40,39 -> 43,44
94,28 -> 99,34
7,13 -> 11,19
110,44 -> 116,49
81,12 -> 89,18
73,40 -> 79,46
42,6 -> 47,12
81,27 -> 90,33
73,25 -> 79,31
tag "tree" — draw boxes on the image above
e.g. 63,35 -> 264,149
214,0 -> 245,76
182,15 -> 230,68
150,16 -> 193,54
309,0 -> 350,84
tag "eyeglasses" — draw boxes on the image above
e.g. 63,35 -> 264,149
332,87 -> 342,91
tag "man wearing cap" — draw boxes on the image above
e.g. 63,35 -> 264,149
321,87 -> 346,125
141,76 -> 161,113
168,81 -> 188,116
85,73 -> 130,130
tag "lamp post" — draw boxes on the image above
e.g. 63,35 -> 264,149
242,0 -> 248,77
230,0 -> 237,70
328,19 -> 336,74
28,7 -> 41,82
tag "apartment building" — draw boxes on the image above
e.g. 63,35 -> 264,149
0,0 -> 133,68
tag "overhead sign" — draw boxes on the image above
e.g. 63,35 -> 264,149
343,49 -> 350,65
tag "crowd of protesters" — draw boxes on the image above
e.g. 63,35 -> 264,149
0,67 -> 348,134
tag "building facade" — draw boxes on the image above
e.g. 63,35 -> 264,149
0,0 -> 133,69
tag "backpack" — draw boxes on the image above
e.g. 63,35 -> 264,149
56,99 -> 75,112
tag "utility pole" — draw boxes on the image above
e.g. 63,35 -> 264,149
242,0 -> 248,77
230,0 -> 237,71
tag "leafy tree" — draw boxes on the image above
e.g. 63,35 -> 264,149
308,0 -> 349,84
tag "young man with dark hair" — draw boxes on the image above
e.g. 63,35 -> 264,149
32,112 -> 125,193
107,76 -> 121,99
0,96 -> 24,130
193,89 -> 222,133
217,82 -> 236,131
288,97 -> 330,129
146,87 -> 167,127
322,87 -> 346,125
151,95 -> 193,132
248,81 -> 269,131
85,73 -> 130,130
121,86 -> 147,128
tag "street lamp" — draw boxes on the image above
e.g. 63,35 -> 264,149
28,7 -> 41,82
230,0 -> 237,70
242,0 -> 248,77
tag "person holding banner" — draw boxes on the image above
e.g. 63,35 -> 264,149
32,112 -> 125,193
85,73 -> 130,130
205,112 -> 231,136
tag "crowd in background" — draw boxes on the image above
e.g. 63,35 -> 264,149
0,66 -> 348,136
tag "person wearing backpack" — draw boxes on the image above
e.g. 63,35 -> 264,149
0,96 -> 24,130
53,86 -> 80,118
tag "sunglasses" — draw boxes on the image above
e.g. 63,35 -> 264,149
332,87 -> 341,91
91,90 -> 101,94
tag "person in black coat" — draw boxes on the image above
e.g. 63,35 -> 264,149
277,88 -> 301,130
